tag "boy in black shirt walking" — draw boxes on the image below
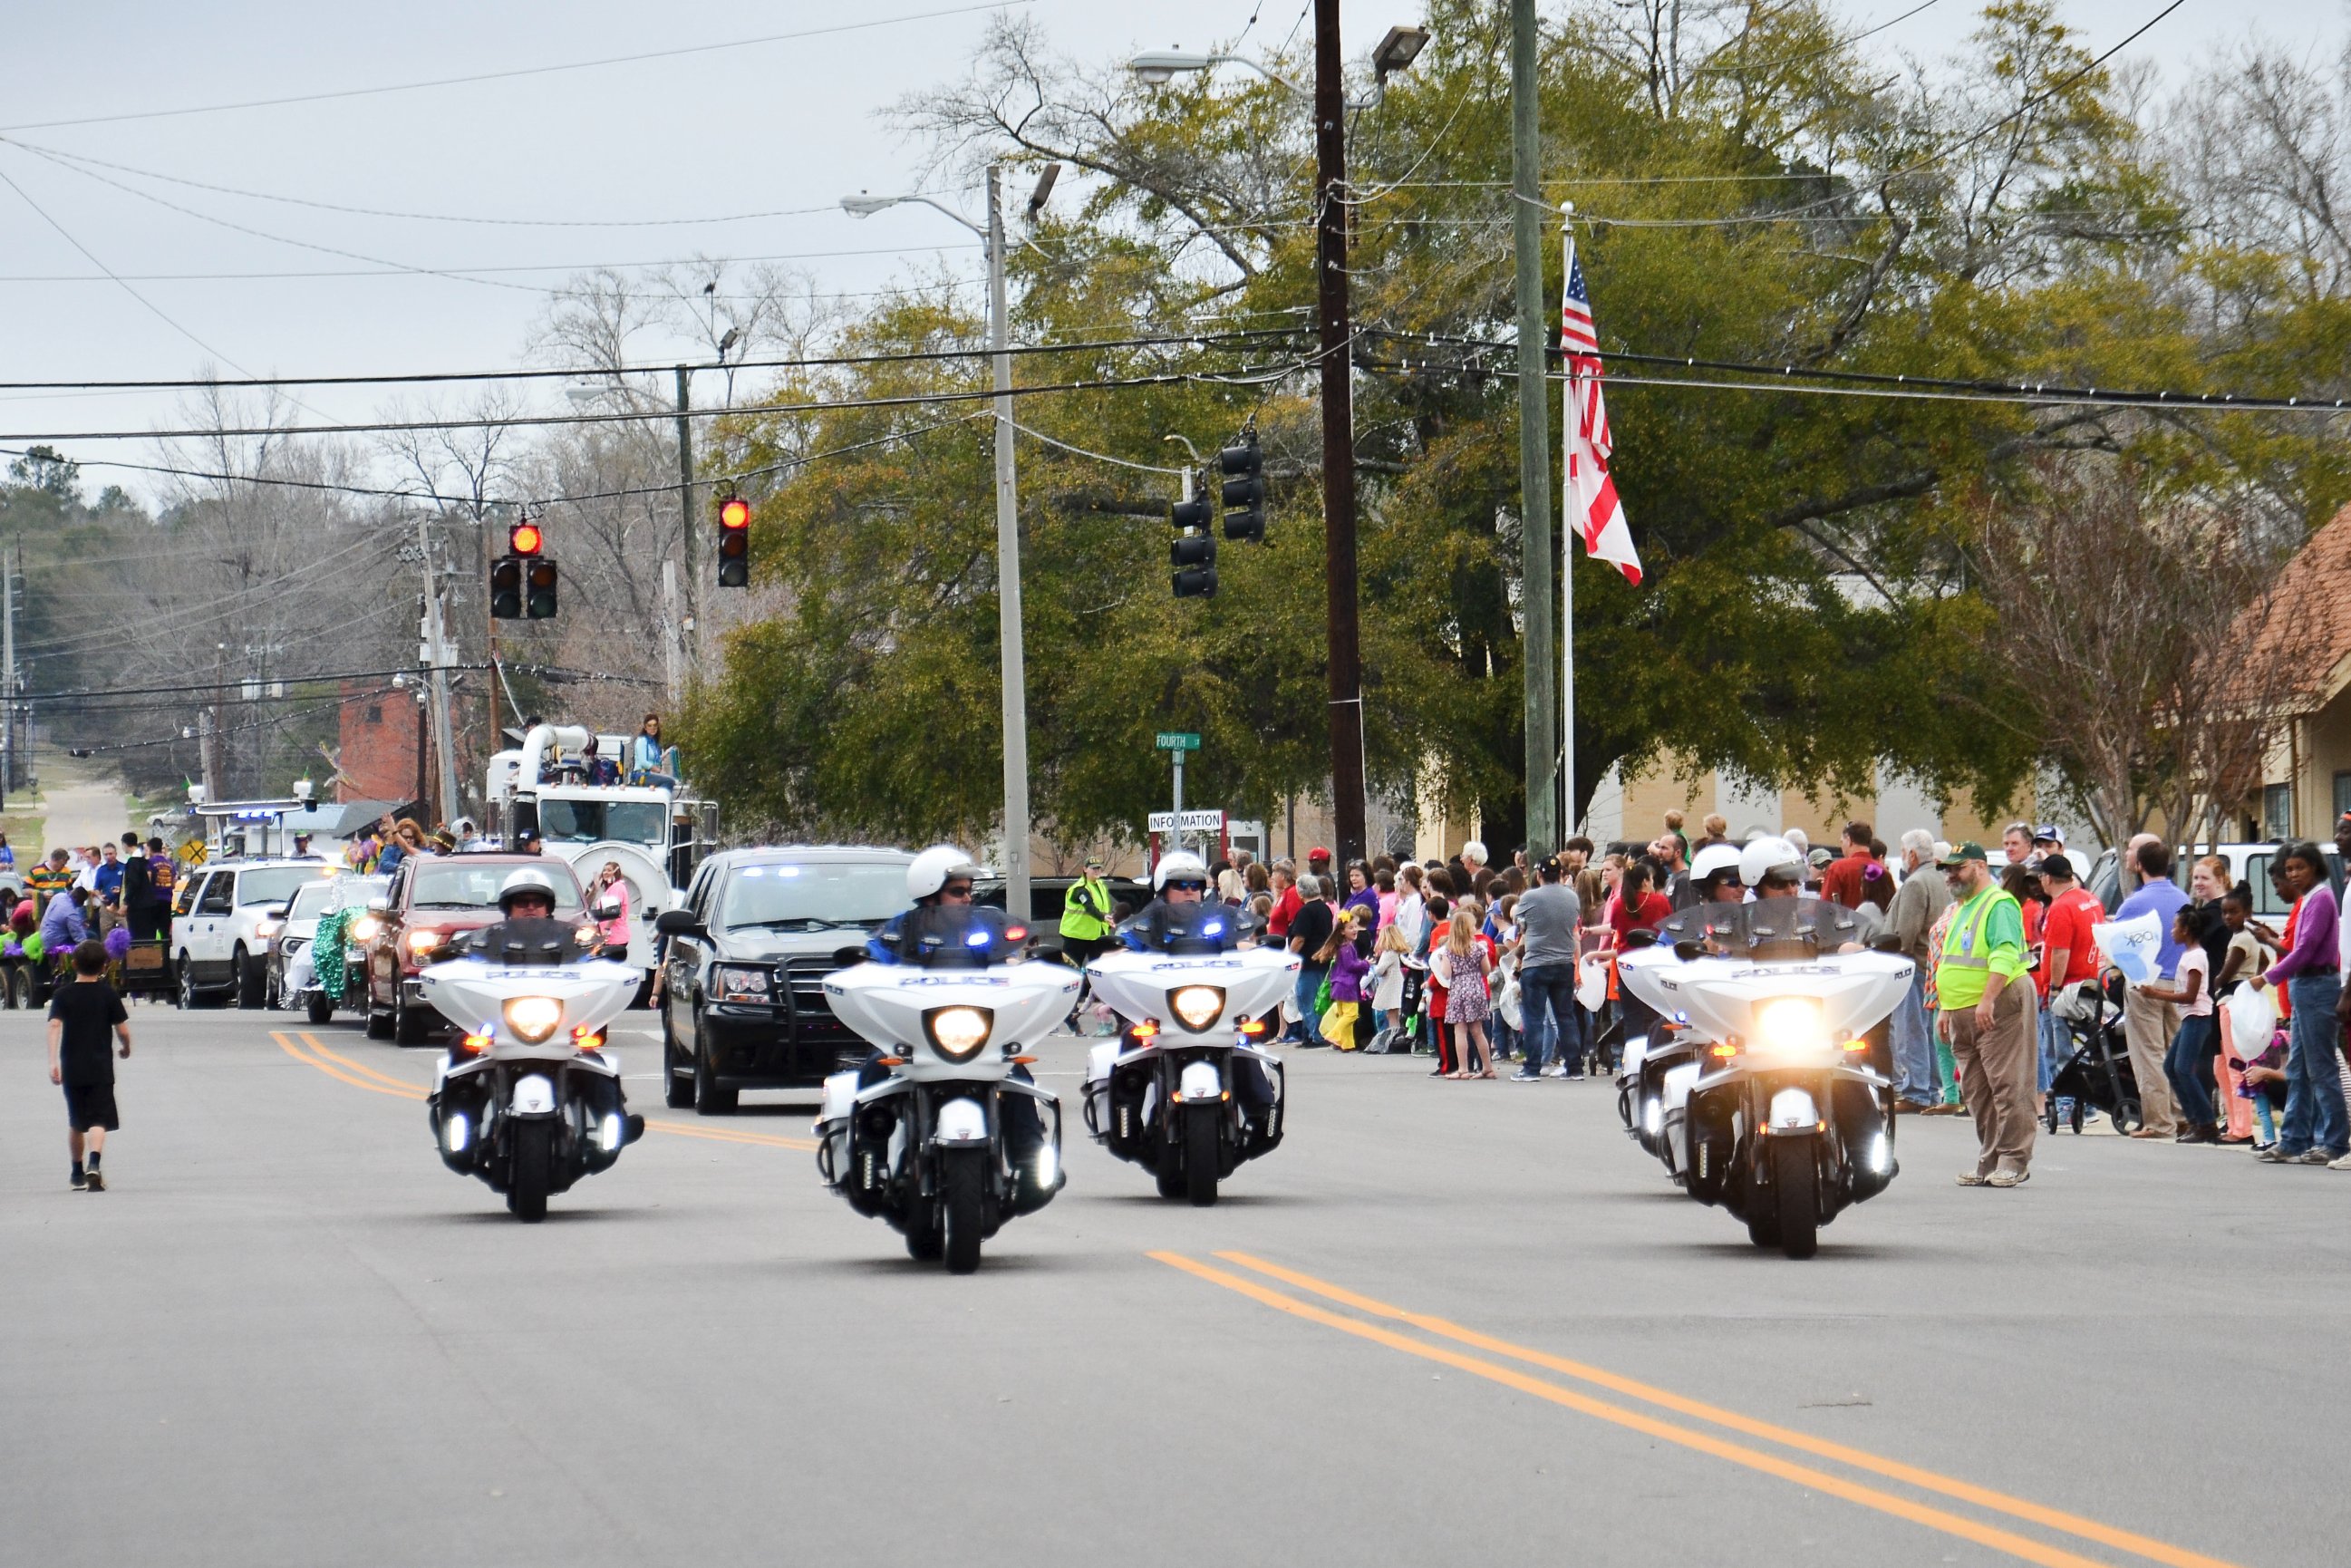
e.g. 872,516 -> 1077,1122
47,938 -> 131,1191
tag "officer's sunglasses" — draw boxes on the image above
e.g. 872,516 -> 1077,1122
1166,878 -> 1207,892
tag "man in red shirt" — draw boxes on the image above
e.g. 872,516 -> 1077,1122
2037,853 -> 2104,1107
1817,820 -> 1875,910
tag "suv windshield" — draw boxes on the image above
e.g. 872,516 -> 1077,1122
287,881 -> 340,919
410,860 -> 583,912
539,797 -> 666,848
718,861 -> 907,929
239,866 -> 332,908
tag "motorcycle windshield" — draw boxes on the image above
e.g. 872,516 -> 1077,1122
903,905 -> 1020,969
1717,896 -> 1878,958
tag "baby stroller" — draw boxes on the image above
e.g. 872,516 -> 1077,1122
2045,973 -> 2141,1134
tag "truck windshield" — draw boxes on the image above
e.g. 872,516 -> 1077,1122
538,797 -> 666,848
238,866 -> 334,907
411,861 -> 584,912
719,862 -> 907,929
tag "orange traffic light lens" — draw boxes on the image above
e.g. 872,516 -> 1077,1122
719,497 -> 750,530
509,522 -> 543,555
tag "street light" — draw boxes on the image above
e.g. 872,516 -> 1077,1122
842,162 -> 1058,920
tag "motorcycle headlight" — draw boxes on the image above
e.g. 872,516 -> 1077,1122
1753,997 -> 1826,1055
503,995 -> 563,1043
715,965 -> 771,1002
1167,985 -> 1226,1032
924,1006 -> 993,1062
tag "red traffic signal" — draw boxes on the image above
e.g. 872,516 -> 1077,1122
509,519 -> 544,556
719,496 -> 750,531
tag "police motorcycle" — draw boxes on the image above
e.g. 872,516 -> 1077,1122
421,867 -> 645,1223
1081,851 -> 1295,1206
816,847 -> 1071,1274
1615,837 -> 1911,1259
1615,843 -> 1750,1158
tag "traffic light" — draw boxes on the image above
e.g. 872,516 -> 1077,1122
1219,438 -> 1265,543
717,494 -> 750,587
508,518 -> 544,557
1171,520 -> 1217,598
489,555 -> 522,619
527,556 -> 558,619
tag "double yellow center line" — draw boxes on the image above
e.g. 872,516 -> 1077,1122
272,1031 -> 816,1150
1155,1251 -> 2241,1568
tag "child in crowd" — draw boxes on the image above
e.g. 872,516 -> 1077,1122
47,937 -> 131,1192
2142,905 -> 2220,1144
1319,909 -> 1371,1050
1369,922 -> 1409,1040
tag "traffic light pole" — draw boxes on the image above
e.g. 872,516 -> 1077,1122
989,165 -> 1033,924
1314,0 -> 1367,866
416,514 -> 460,826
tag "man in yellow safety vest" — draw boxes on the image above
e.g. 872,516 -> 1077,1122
1934,842 -> 2037,1188
1059,857 -> 1117,969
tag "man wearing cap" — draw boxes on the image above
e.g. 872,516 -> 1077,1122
1058,857 -> 1117,970
1935,842 -> 2037,1186
2033,824 -> 2065,861
2037,854 -> 2104,1118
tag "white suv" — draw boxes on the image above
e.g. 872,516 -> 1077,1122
173,858 -> 340,1009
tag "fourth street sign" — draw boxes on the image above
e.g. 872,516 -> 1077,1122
1155,731 -> 1201,751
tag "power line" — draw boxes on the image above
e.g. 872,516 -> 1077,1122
0,247 -> 977,285
0,353 -> 1319,443
0,327 -> 1301,393
0,139 -> 842,230
0,2 -> 1037,133
1364,328 -> 2351,412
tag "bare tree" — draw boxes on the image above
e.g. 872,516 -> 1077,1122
1965,455 -> 2301,846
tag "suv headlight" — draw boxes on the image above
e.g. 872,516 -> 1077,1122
1167,985 -> 1226,1032
1753,997 -> 1826,1055
924,1006 -> 993,1062
714,965 -> 771,1002
504,996 -> 563,1043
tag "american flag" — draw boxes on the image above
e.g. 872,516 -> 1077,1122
1562,231 -> 1641,585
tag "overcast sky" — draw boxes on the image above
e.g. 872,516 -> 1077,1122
0,0 -> 2333,507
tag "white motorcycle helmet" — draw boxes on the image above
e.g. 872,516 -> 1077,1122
1153,849 -> 1210,892
496,865 -> 563,915
1736,835 -> 1804,890
906,844 -> 981,901
1690,842 -> 1744,890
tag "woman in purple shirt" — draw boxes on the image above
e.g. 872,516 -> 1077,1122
2246,841 -> 2348,1163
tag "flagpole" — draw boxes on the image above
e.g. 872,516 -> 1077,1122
1560,201 -> 1577,837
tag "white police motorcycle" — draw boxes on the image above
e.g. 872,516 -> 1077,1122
1615,840 -> 1911,1258
1081,857 -> 1295,1206
817,899 -> 1072,1274
421,876 -> 644,1223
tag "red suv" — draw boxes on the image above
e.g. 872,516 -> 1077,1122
363,854 -> 588,1044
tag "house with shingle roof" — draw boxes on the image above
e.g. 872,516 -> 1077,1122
2240,501 -> 2351,839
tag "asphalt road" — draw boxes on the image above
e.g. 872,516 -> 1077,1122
2,1001 -> 2342,1568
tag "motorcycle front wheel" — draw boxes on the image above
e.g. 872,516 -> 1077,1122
508,1118 -> 553,1224
941,1149 -> 985,1274
1772,1137 -> 1819,1260
1183,1103 -> 1219,1207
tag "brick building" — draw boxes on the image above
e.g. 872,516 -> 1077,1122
337,682 -> 425,804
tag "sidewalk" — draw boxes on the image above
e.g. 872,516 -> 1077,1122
32,758 -> 131,854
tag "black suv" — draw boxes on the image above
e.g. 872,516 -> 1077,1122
972,873 -> 1149,958
655,846 -> 914,1114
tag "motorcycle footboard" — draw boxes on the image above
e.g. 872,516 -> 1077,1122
1001,1084 -> 1065,1216
1234,1048 -> 1286,1158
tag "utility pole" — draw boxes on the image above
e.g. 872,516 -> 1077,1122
989,163 -> 1034,923
674,366 -> 698,681
415,516 -> 460,825
1,538 -> 14,804
1314,0 -> 1367,866
1511,0 -> 1557,855
202,641 -> 226,801
661,560 -> 682,705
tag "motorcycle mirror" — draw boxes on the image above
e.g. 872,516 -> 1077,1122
1621,928 -> 1659,949
1672,939 -> 1705,962
1867,934 -> 1904,954
830,944 -> 868,967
